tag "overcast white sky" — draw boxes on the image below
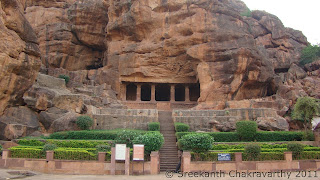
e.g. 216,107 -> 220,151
241,0 -> 319,45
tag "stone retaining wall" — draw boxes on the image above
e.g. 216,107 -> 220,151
93,109 -> 158,130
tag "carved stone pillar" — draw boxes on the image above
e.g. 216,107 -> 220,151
170,84 -> 175,102
137,84 -> 141,102
151,84 -> 156,102
185,85 -> 190,102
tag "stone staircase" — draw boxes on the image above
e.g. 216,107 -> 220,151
158,111 -> 179,172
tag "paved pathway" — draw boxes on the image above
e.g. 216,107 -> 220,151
1,169 -> 320,180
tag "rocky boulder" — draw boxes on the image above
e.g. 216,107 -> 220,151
0,0 -> 41,115
0,106 -> 40,140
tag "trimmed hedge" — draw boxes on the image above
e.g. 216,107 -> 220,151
191,152 -> 284,161
255,131 -> 304,141
236,121 -> 257,141
296,151 -> 320,160
48,130 -> 146,140
9,146 -> 45,159
179,133 -> 214,153
174,122 -> 190,132
148,122 -> 160,131
243,152 -> 284,161
54,148 -> 97,161
176,132 -> 239,142
17,139 -> 112,148
18,139 -> 45,146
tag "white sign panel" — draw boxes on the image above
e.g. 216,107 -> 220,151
133,144 -> 144,161
115,144 -> 126,160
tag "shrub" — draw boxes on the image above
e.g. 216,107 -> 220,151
176,132 -> 193,140
255,131 -> 304,141
180,133 -> 214,153
148,122 -> 160,131
46,140 -> 111,148
299,45 -> 320,65
303,130 -> 315,141
115,130 -> 140,148
244,144 -> 261,160
9,146 -> 45,159
133,132 -> 164,154
236,121 -> 257,141
0,144 -> 2,155
18,139 -> 45,146
174,122 -> 190,132
43,143 -> 57,152
49,130 -> 119,140
54,148 -> 97,161
243,152 -> 284,161
76,116 -> 94,130
208,132 -> 239,142
240,7 -> 252,17
298,151 -> 320,160
96,144 -> 111,152
287,143 -> 304,158
58,74 -> 70,84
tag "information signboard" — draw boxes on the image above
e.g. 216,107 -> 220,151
218,153 -> 231,161
133,144 -> 144,161
115,144 -> 126,160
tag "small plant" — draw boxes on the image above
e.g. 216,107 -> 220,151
244,144 -> 261,160
0,144 -> 2,153
179,133 -> 214,153
236,121 -> 257,141
133,132 -> 164,154
58,74 -> 70,84
225,110 -> 230,115
174,122 -> 190,132
115,130 -> 140,148
43,143 -> 57,152
240,7 -> 252,17
76,116 -> 94,130
148,122 -> 160,131
96,144 -> 111,152
287,143 -> 304,158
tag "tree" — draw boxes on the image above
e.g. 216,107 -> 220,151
292,97 -> 320,131
299,45 -> 320,65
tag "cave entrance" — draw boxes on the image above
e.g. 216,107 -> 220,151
126,83 -> 137,101
155,84 -> 170,101
175,84 -> 185,101
141,84 -> 151,101
189,83 -> 200,101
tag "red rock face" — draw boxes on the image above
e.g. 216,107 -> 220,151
0,0 -> 41,115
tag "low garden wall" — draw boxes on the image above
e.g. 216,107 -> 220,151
182,152 -> 320,173
0,150 -> 160,175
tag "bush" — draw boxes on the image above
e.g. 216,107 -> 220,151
244,144 -> 261,160
303,130 -> 315,141
133,132 -> 164,154
0,144 -> 2,155
96,144 -> 111,152
148,122 -> 160,131
255,131 -> 304,141
76,116 -> 94,130
115,130 -> 140,148
46,140 -> 111,148
287,143 -> 304,158
9,146 -> 45,159
298,151 -> 320,160
49,130 -> 119,140
180,133 -> 214,153
43,143 -> 57,152
54,148 -> 97,161
240,7 -> 252,17
299,45 -> 320,65
58,74 -> 70,84
236,121 -> 257,141
174,122 -> 190,132
18,139 -> 45,146
208,132 -> 239,142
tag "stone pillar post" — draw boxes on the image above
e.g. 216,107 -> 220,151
170,84 -> 175,102
137,84 -> 141,102
46,151 -> 54,161
182,151 -> 191,172
150,151 -> 160,174
98,152 -> 106,162
235,152 -> 242,163
125,147 -> 130,175
185,85 -> 190,102
284,152 -> 292,161
110,147 -> 116,175
2,149 -> 10,159
151,84 -> 156,102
